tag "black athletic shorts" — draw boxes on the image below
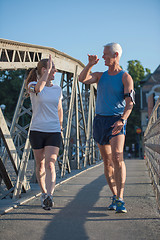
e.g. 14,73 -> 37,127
93,115 -> 127,145
29,131 -> 61,149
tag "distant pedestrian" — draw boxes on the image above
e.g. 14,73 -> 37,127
79,43 -> 135,213
26,55 -> 63,210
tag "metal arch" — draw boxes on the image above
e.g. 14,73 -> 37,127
0,39 -> 99,198
0,38 -> 85,74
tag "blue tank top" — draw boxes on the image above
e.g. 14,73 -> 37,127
96,70 -> 126,116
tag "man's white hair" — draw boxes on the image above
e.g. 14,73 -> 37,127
104,42 -> 122,59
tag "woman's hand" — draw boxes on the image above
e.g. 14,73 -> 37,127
47,54 -> 52,73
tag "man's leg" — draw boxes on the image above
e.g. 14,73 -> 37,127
110,134 -> 126,200
98,144 -> 117,196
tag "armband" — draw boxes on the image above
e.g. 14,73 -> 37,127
124,90 -> 135,104
29,84 -> 36,93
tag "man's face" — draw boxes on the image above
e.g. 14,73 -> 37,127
102,47 -> 115,66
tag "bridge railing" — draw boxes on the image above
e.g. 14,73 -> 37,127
144,97 -> 160,210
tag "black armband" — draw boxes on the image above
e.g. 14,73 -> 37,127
124,90 -> 135,104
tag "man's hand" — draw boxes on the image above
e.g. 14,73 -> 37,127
88,54 -> 99,66
112,120 -> 124,135
78,54 -> 101,84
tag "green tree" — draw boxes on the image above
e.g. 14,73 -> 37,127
126,60 -> 151,156
0,70 -> 25,121
127,60 -> 151,88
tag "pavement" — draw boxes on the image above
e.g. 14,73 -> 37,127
0,159 -> 160,240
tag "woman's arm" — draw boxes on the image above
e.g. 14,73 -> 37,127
58,99 -> 63,131
34,55 -> 52,93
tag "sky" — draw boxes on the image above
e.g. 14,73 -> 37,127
0,0 -> 160,74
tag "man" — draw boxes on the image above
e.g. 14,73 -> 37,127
79,43 -> 134,213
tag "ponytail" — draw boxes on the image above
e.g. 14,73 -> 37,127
25,68 -> 37,93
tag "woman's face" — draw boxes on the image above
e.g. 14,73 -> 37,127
48,62 -> 57,81
40,61 -> 57,81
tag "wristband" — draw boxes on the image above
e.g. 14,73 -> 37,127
120,118 -> 126,124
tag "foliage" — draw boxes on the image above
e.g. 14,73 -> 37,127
0,70 -> 25,121
127,60 -> 151,88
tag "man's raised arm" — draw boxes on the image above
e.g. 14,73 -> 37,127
79,54 -> 100,84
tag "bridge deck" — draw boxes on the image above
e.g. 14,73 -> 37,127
0,159 -> 160,240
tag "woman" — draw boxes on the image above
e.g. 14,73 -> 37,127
26,55 -> 63,210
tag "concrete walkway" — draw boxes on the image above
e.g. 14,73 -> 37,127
0,159 -> 160,240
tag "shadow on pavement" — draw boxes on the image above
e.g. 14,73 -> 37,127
42,175 -> 106,240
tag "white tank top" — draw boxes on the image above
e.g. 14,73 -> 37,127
28,81 -> 62,132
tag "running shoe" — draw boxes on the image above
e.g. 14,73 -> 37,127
43,195 -> 54,210
40,193 -> 47,208
107,195 -> 116,210
115,199 -> 127,213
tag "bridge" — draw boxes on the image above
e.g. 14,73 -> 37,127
0,39 -> 160,239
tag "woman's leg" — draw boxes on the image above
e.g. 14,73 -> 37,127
32,148 -> 46,193
44,146 -> 59,195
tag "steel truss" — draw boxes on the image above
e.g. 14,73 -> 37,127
0,39 -> 99,199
